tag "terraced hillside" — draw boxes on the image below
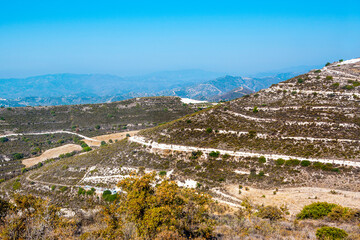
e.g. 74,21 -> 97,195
0,96 -> 201,179
5,59 -> 360,208
141,59 -> 360,161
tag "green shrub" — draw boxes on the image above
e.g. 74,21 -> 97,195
81,142 -> 89,148
159,171 -> 167,176
248,130 -> 257,138
222,154 -> 230,160
209,151 -> 220,158
78,187 -> 86,195
342,85 -> 354,90
12,181 -> 21,190
285,159 -> 300,166
258,171 -> 265,177
258,156 -> 266,163
325,62 -> 331,66
253,106 -> 258,113
206,128 -> 213,133
95,125 -> 101,130
352,81 -> 360,87
275,158 -> 285,166
297,202 -> 338,219
102,190 -> 118,202
86,188 -> 95,195
12,153 -> 24,160
326,76 -> 333,80
83,146 -> 92,152
301,160 -> 311,167
190,151 -> 203,160
101,141 -> 107,146
331,83 -> 339,88
297,78 -> 304,83
316,226 -> 348,240
0,137 -> 9,143
314,69 -> 322,73
51,185 -> 56,191
60,186 -> 68,192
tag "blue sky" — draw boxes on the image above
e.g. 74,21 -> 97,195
1,0 -> 359,78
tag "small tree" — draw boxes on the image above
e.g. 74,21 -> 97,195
253,106 -> 258,113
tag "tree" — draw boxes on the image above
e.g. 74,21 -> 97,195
0,194 -> 75,239
253,106 -> 258,113
116,173 -> 215,239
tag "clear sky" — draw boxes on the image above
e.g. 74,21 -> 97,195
1,0 -> 359,78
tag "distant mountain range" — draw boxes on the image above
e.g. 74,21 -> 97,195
0,68 -> 312,107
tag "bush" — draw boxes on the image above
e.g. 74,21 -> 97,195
331,83 -> 339,88
275,158 -> 285,166
12,181 -> 21,190
101,141 -> 107,146
12,153 -> 24,160
81,142 -> 89,148
342,85 -> 354,90
248,130 -> 257,138
95,125 -> 100,130
297,202 -> 338,219
325,75 -> 333,80
253,106 -> 258,113
78,187 -> 86,195
328,205 -> 356,222
206,128 -> 213,133
102,190 -> 118,202
159,171 -> 167,176
314,69 -> 321,73
258,171 -> 265,177
285,159 -> 300,166
257,206 -> 283,221
82,146 -> 92,152
258,156 -> 266,163
60,186 -> 68,192
353,81 -> 360,87
316,226 -> 348,240
209,151 -> 220,158
190,151 -> 203,160
0,137 -> 9,143
325,62 -> 331,66
301,160 -> 311,167
297,78 -> 304,83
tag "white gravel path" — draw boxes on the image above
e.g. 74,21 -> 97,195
129,136 -> 360,167
0,130 -> 100,142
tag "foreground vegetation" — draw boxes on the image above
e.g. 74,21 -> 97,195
1,173 -> 359,239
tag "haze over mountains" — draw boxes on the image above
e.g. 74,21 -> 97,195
0,68 -> 312,107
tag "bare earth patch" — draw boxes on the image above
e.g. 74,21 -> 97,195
226,185 -> 360,215
84,130 -> 140,146
22,144 -> 82,168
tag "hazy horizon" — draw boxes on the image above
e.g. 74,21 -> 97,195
1,0 -> 359,78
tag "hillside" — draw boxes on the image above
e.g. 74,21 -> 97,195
5,59 -> 359,192
141,59 -> 360,160
0,96 -> 200,180
1,60 -> 360,239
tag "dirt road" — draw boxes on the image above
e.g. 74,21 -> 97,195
22,131 -> 140,167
